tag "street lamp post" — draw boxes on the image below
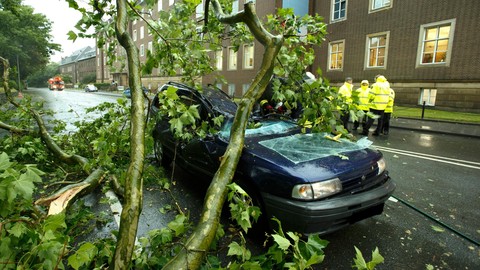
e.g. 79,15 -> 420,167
16,54 -> 21,93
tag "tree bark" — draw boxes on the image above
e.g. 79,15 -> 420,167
162,2 -> 283,269
110,0 -> 146,269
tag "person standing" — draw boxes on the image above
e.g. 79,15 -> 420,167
361,75 -> 390,136
382,87 -> 395,135
338,77 -> 353,131
353,80 -> 370,131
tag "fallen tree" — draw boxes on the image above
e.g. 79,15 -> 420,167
1,0 -> 340,268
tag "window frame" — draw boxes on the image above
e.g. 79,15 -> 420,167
228,84 -> 236,97
328,40 -> 345,71
228,47 -> 237,70
369,0 -> 392,13
419,88 -> 437,106
416,19 -> 456,67
331,0 -> 347,23
215,49 -> 223,71
243,43 -> 254,70
365,31 -> 389,70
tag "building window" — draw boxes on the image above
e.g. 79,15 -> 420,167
158,0 -> 163,11
140,44 -> 145,57
140,26 -> 144,39
216,83 -> 222,90
232,0 -> 239,13
148,41 -> 153,53
328,40 -> 344,70
417,19 -> 455,66
228,84 -> 236,97
215,49 -> 223,70
366,32 -> 389,68
331,0 -> 347,22
228,47 -> 237,70
369,0 -> 392,12
243,44 -> 254,69
169,0 -> 174,6
419,89 -> 437,106
196,1 -> 204,18
133,30 -> 137,41
242,84 -> 250,95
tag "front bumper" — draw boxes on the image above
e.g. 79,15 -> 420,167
262,177 -> 396,235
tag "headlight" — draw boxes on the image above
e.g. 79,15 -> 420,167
377,158 -> 386,175
292,178 -> 342,200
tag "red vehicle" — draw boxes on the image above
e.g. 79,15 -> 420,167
48,77 -> 65,91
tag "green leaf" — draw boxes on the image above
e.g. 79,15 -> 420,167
227,241 -> 244,257
367,247 -> 384,268
68,242 -> 98,270
167,214 -> 186,236
43,212 -> 67,233
0,152 -> 12,171
10,172 -> 36,202
431,225 -> 445,232
7,222 -> 28,238
353,246 -> 367,269
272,234 -> 291,251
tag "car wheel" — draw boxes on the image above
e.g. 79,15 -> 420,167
154,139 -> 171,167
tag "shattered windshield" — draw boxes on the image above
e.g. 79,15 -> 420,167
218,119 -> 298,139
259,133 -> 373,164
218,119 -> 373,164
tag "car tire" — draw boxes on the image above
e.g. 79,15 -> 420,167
154,139 -> 172,167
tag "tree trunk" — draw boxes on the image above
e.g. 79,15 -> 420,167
162,2 -> 283,269
110,0 -> 146,269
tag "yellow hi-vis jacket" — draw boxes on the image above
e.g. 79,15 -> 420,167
355,85 -> 370,111
369,76 -> 391,110
384,88 -> 395,113
338,82 -> 353,104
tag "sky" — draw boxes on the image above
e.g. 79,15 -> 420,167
23,0 -> 95,63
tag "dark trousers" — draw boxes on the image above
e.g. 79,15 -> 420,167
364,109 -> 385,134
383,113 -> 391,133
340,111 -> 350,131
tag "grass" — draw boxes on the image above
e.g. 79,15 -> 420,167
393,106 -> 480,124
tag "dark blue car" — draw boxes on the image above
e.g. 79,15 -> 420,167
151,82 -> 395,235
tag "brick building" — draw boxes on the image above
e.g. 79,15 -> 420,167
313,0 -> 480,112
95,0 -> 480,112
59,46 -> 96,86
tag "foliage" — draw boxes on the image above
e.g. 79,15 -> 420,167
154,85 -> 225,141
0,152 -> 67,269
25,62 -> 60,88
394,106 -> 480,123
226,183 -> 261,233
80,73 -> 97,84
352,246 -> 384,270
0,3 -> 60,82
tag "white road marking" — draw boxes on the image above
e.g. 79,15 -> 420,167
373,145 -> 480,170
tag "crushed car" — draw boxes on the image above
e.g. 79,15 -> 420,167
151,81 -> 395,235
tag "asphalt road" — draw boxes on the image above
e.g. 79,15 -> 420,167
17,88 -> 480,269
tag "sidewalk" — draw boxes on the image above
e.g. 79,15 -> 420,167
390,117 -> 480,138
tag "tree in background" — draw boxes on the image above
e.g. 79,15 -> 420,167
0,0 -> 61,89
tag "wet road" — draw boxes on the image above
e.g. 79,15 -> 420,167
22,88 -> 480,269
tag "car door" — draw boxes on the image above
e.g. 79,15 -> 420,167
176,90 -> 221,176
